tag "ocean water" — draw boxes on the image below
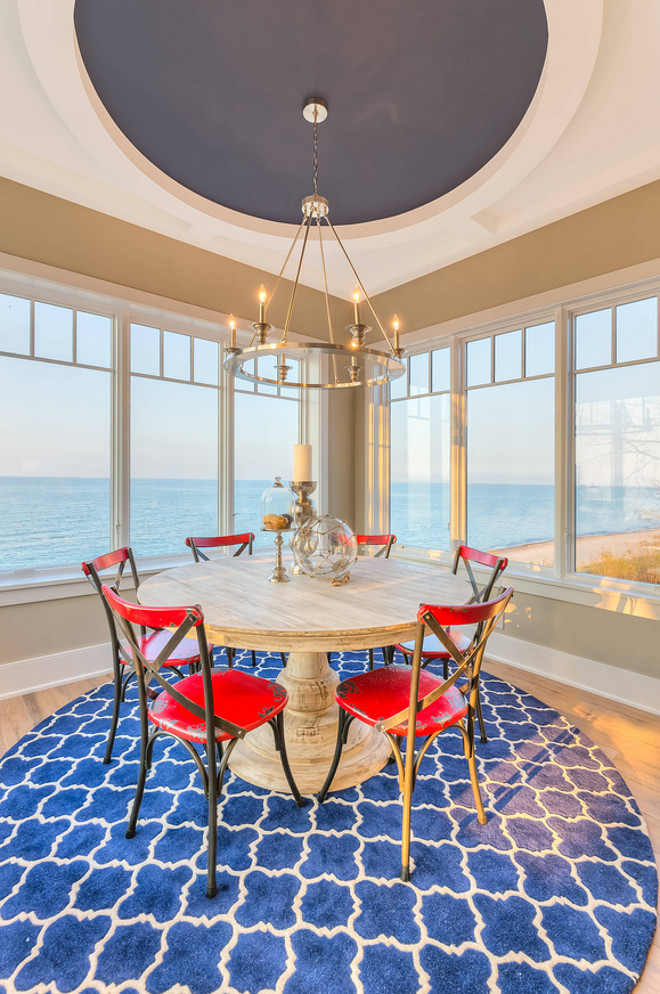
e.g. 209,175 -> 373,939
0,477 -> 658,572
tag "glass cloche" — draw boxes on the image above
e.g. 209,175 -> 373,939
261,477 -> 295,532
291,514 -> 358,583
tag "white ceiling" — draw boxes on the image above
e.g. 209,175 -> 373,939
2,0 -> 660,303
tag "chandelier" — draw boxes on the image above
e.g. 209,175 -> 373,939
223,98 -> 406,389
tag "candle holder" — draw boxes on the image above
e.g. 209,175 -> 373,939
289,480 -> 317,574
261,477 -> 295,583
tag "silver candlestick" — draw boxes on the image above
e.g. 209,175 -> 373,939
289,480 -> 317,574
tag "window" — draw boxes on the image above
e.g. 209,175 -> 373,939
0,294 -> 112,570
574,298 -> 660,584
234,361 -> 301,547
130,325 -> 220,558
390,349 -> 451,550
466,322 -> 555,566
0,271 -> 311,582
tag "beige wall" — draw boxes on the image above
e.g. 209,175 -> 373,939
0,178 -> 351,337
372,179 -> 660,330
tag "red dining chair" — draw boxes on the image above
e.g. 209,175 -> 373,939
186,533 -> 275,669
318,586 -> 514,882
328,533 -> 397,670
102,584 -> 304,898
389,546 -> 508,743
82,547 -> 213,765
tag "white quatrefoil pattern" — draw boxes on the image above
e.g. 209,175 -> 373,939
0,650 -> 656,994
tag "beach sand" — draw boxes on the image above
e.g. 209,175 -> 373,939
495,526 -> 660,569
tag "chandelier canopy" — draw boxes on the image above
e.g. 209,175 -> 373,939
223,98 -> 405,390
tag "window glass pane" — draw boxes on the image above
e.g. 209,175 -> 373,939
0,356 -> 111,570
389,359 -> 407,400
575,361 -> 660,584
525,322 -> 554,377
466,337 -> 491,387
575,308 -> 611,370
409,352 -> 429,396
34,302 -> 73,362
234,393 -> 299,548
467,378 -> 554,565
131,323 -> 160,375
193,337 -> 219,385
431,348 -> 450,392
279,357 -> 300,398
616,298 -> 657,364
130,378 -> 218,557
495,330 -> 521,382
255,354 -> 279,396
390,394 -> 450,550
0,293 -> 30,355
77,312 -> 112,368
163,330 -> 191,380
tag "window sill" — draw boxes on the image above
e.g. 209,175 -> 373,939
0,554 -> 191,607
391,546 -> 660,621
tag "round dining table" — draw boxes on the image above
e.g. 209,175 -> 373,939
139,555 -> 472,794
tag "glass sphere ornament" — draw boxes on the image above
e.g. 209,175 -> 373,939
291,514 -> 358,584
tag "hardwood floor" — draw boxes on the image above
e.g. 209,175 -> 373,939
0,661 -> 658,990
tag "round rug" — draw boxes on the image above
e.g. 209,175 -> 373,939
0,651 -> 656,994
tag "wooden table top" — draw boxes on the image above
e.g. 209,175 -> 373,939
139,556 -> 473,653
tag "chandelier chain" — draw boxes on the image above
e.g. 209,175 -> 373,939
313,113 -> 319,197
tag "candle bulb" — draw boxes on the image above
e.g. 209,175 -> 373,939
229,315 -> 236,349
258,285 -> 267,324
393,314 -> 400,353
352,288 -> 361,325
293,443 -> 312,482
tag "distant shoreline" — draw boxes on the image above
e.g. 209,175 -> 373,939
496,526 -> 660,566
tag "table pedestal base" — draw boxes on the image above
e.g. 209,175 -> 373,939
228,650 -> 392,794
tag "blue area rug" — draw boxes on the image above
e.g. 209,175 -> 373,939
0,650 -> 656,994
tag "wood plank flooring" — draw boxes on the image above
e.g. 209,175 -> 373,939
0,661 -> 658,991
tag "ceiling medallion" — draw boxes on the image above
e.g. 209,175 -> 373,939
223,98 -> 405,390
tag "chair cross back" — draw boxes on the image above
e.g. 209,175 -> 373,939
376,587 -> 513,734
356,534 -> 396,558
101,584 -> 246,741
454,545 -> 508,603
186,533 -> 254,563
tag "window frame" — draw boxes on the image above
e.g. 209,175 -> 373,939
381,277 -> 660,618
0,266 -> 309,601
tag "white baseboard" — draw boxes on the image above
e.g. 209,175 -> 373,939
487,632 -> 660,717
2,636 -> 659,719
0,643 -> 111,701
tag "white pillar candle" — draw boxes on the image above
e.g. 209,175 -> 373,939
293,444 -> 312,481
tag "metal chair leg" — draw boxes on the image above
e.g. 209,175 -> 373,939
460,724 -> 487,825
126,721 -> 153,838
317,710 -> 353,802
270,712 -> 304,806
103,675 -> 123,764
368,648 -> 374,670
206,741 -> 219,899
251,651 -> 257,667
226,646 -> 234,668
280,653 -> 287,667
475,684 -> 488,743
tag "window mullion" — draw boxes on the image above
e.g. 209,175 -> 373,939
112,311 -> 131,550
554,305 -> 571,579
450,336 -> 466,553
219,342 -> 233,536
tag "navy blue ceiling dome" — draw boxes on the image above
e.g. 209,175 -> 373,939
74,0 -> 548,225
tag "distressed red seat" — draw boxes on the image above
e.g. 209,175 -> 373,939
102,584 -> 304,899
82,546 -> 213,764
318,586 -> 514,882
391,545 -> 508,742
